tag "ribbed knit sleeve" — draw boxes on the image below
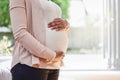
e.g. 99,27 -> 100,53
9,0 -> 56,61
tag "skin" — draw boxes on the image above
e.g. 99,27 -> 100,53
40,51 -> 64,63
48,18 -> 69,31
53,51 -> 65,62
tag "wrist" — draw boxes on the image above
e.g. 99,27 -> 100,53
64,20 -> 70,30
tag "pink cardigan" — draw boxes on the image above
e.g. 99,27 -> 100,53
9,0 -> 58,68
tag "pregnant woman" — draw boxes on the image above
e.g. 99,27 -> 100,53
9,0 -> 69,80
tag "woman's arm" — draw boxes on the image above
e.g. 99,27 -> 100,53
9,0 -> 56,61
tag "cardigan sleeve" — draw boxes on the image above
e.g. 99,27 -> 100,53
9,0 -> 56,61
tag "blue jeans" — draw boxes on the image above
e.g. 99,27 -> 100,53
10,63 -> 59,80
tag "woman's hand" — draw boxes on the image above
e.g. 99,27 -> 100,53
48,18 -> 69,31
40,51 -> 64,64
53,51 -> 65,62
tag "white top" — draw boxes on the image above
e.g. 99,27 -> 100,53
40,0 -> 68,53
39,0 -> 68,69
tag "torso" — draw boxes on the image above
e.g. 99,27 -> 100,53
40,0 -> 68,53
38,0 -> 68,69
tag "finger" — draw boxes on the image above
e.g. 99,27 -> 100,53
48,24 -> 51,28
48,24 -> 52,28
55,27 -> 64,31
48,22 -> 57,28
54,18 -> 63,22
54,18 -> 62,21
57,24 -> 65,29
51,26 -> 59,30
53,26 -> 64,31
51,22 -> 56,26
48,22 -> 53,25
50,24 -> 64,30
57,21 -> 68,30
57,51 -> 64,55
48,23 -> 53,28
55,51 -> 64,54
54,21 -> 62,25
56,21 -> 66,28
50,19 -> 63,28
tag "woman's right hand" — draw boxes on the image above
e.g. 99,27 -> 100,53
53,51 -> 65,62
48,18 -> 69,31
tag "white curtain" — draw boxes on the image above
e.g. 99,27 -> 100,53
103,0 -> 120,70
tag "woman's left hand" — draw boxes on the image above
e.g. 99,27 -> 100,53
48,18 -> 69,31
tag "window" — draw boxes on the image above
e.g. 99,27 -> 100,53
63,0 -> 120,70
